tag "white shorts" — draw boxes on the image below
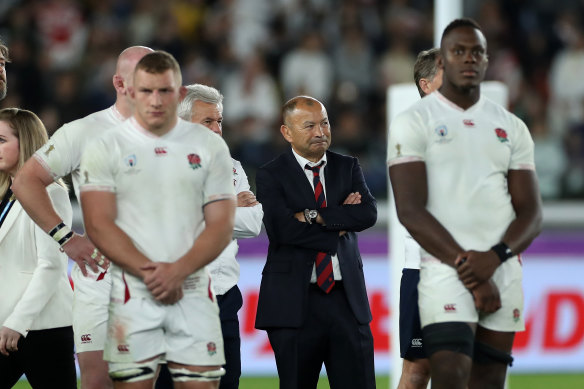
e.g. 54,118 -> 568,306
72,264 -> 112,352
418,256 -> 525,332
104,288 -> 225,368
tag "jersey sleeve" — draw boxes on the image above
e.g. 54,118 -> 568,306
79,136 -> 117,193
387,110 -> 427,166
34,123 -> 80,180
509,116 -> 535,171
203,137 -> 236,204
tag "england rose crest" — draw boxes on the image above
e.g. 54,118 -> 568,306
207,342 -> 217,356
495,128 -> 508,143
187,153 -> 202,170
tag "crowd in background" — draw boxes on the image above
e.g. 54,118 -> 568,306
0,0 -> 583,200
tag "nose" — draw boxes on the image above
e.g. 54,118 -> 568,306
151,91 -> 162,106
211,122 -> 222,136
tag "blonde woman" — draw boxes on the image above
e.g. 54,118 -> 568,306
0,108 -> 76,388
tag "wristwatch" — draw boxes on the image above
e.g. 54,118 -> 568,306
304,209 -> 318,224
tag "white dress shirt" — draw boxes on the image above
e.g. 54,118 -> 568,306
207,159 -> 263,295
291,148 -> 342,281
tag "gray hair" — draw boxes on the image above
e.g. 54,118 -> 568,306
178,84 -> 224,121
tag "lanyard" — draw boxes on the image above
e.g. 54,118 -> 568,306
0,189 -> 15,226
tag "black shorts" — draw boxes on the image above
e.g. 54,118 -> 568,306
399,268 -> 426,360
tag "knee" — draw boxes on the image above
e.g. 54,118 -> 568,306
82,374 -> 113,389
401,360 -> 431,389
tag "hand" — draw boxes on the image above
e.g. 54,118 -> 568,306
294,211 -> 306,223
455,250 -> 500,289
62,234 -> 109,276
237,191 -> 259,207
140,262 -> 185,304
471,279 -> 501,313
343,192 -> 361,205
0,327 -> 22,356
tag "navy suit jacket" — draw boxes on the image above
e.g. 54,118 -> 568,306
255,148 -> 377,329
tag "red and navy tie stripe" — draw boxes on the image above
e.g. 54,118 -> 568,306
305,163 -> 335,293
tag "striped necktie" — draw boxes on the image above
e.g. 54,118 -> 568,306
305,162 -> 335,293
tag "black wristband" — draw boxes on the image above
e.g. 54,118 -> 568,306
48,222 -> 66,237
491,242 -> 514,263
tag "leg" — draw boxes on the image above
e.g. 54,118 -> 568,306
109,357 -> 160,389
78,350 -> 114,389
469,326 -> 515,389
398,269 -> 430,389
169,362 -> 224,389
397,358 -> 430,389
216,286 -> 243,389
22,327 -> 77,389
267,328 -> 322,389
422,322 -> 476,389
0,350 -> 24,389
321,283 -> 375,389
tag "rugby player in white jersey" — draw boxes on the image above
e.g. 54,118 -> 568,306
395,48 -> 442,389
79,51 -> 236,389
12,46 -> 154,389
388,18 -> 542,389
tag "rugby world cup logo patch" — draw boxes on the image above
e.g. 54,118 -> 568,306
435,125 -> 448,137
125,154 -> 137,167
188,153 -> 202,170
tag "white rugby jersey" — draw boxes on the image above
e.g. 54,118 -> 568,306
80,117 -> 236,297
207,159 -> 263,295
387,91 -> 535,257
34,106 -> 125,201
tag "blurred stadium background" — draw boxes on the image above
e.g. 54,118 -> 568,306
1,0 -> 583,387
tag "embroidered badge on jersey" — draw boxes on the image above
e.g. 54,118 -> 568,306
434,125 -> 453,144
187,153 -> 202,170
154,147 -> 167,156
495,128 -> 509,143
125,154 -> 137,167
124,154 -> 141,174
207,342 -> 217,356
513,308 -> 521,322
44,144 -> 56,156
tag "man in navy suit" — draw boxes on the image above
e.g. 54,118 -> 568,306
255,95 -> 377,389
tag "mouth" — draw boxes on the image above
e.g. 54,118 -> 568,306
461,70 -> 478,77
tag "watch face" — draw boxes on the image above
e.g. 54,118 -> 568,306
308,210 -> 318,219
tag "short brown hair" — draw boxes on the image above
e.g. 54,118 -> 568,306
414,48 -> 440,97
134,50 -> 182,85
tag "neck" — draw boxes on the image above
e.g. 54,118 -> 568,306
440,83 -> 480,110
135,116 -> 178,137
115,97 -> 133,119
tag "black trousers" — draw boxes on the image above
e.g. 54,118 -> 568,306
267,282 -> 376,389
155,285 -> 243,389
0,326 -> 76,389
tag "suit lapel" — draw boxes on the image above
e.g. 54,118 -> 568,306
322,151 -> 340,206
0,201 -> 23,245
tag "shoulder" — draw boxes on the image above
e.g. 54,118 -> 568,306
482,97 -> 528,131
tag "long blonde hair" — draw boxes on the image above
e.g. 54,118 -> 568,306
0,108 -> 66,197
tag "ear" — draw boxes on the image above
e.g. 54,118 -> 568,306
419,78 -> 430,95
280,124 -> 293,143
113,75 -> 125,94
178,85 -> 187,101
